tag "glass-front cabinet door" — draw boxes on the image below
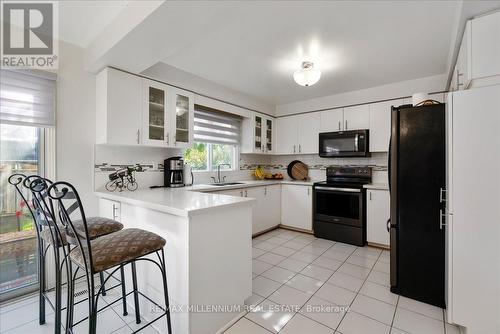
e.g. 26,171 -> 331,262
265,117 -> 273,153
171,88 -> 194,148
143,80 -> 168,146
254,115 -> 263,152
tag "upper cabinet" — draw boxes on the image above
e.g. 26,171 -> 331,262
241,113 -> 274,154
275,113 -> 320,154
343,105 -> 370,130
320,108 -> 343,132
369,100 -> 402,152
170,87 -> 194,148
470,11 -> 500,82
96,68 -> 194,148
96,68 -> 142,145
450,11 -> 500,92
319,106 -> 369,133
276,116 -> 298,154
143,79 -> 168,146
297,113 -> 320,154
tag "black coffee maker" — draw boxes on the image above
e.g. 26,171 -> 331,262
164,157 -> 184,187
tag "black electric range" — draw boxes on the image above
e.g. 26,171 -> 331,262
313,166 -> 372,246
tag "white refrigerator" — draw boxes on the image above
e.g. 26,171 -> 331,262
446,84 -> 500,333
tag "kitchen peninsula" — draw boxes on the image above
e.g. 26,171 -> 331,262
95,187 -> 255,334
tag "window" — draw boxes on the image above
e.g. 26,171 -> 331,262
0,69 -> 55,300
184,105 -> 241,172
185,142 -> 236,171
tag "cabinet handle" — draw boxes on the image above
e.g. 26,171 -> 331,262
173,134 -> 176,145
439,209 -> 446,230
136,130 -> 140,144
166,132 -> 170,145
338,121 -> 341,131
112,204 -> 118,220
245,190 -> 248,197
439,187 -> 446,203
307,187 -> 310,195
369,192 -> 372,201
240,191 -> 243,197
299,144 -> 301,153
345,120 -> 348,130
264,187 -> 267,195
293,145 -> 296,154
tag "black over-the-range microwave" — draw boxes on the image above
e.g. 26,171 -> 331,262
318,129 -> 370,157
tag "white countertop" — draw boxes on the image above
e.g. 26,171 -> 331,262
95,187 -> 255,217
189,179 -> 317,192
95,179 -> 318,217
363,183 -> 389,190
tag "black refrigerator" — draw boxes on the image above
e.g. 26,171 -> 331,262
388,103 -> 446,308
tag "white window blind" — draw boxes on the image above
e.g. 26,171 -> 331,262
0,70 -> 56,127
194,105 -> 241,145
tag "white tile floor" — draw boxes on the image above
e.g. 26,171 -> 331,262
227,228 -> 460,334
0,228 -> 460,334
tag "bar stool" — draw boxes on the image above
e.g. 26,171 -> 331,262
8,174 -> 124,334
48,181 -> 172,334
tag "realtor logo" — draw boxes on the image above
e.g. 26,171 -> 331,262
1,1 -> 58,68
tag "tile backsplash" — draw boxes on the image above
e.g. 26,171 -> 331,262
94,144 -> 388,191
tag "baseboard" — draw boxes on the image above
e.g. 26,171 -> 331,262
215,310 -> 247,334
367,242 -> 390,250
278,224 -> 314,234
252,225 -> 280,238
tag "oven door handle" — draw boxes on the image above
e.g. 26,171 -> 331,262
314,186 -> 361,193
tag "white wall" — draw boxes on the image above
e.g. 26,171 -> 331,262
276,74 -> 447,116
56,41 -> 98,215
141,62 -> 275,116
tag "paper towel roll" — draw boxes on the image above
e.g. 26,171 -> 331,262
412,92 -> 429,106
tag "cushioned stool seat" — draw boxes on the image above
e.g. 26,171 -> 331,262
40,217 -> 123,246
70,228 -> 166,272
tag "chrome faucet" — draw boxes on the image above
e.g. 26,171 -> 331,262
212,163 -> 231,183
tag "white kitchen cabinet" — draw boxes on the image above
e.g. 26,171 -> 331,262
261,185 -> 281,232
142,80 -> 194,147
264,117 -> 274,153
242,113 -> 274,154
320,108 -> 343,132
297,113 -> 320,154
456,21 -> 471,90
142,79 -> 170,147
366,189 -> 390,247
369,100 -> 402,152
217,185 -> 281,234
276,113 -> 320,154
99,198 -> 121,221
170,87 -> 194,148
281,184 -> 313,231
276,116 -> 298,154
470,11 -> 500,82
96,68 -> 142,145
343,105 -> 370,130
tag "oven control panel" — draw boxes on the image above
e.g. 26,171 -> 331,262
326,166 -> 372,177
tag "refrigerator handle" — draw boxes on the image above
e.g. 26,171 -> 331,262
386,218 -> 391,232
388,137 -> 391,193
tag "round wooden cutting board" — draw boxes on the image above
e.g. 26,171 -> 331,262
287,160 -> 309,180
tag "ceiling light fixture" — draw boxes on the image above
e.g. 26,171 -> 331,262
293,61 -> 321,87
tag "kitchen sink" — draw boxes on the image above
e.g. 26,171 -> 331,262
208,182 -> 245,186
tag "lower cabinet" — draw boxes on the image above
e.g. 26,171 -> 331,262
366,189 -> 390,247
99,198 -> 121,221
281,184 -> 313,231
218,185 -> 281,235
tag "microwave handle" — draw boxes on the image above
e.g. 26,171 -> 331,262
354,134 -> 359,152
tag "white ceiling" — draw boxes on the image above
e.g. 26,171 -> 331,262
59,1 -> 129,47
157,1 -> 459,105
